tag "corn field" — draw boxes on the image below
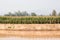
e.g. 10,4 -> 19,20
0,16 -> 60,24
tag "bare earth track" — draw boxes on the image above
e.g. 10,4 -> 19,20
0,24 -> 60,37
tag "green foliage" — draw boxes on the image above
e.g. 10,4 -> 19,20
58,12 -> 60,16
0,16 -> 60,24
4,11 -> 30,16
31,12 -> 37,16
52,10 -> 57,16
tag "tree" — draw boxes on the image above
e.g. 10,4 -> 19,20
52,10 -> 57,16
22,11 -> 29,16
49,14 -> 52,16
4,12 -> 13,16
14,11 -> 22,16
13,11 -> 30,16
58,12 -> 60,16
31,12 -> 37,16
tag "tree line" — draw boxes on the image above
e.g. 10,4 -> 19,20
4,11 -> 37,16
4,10 -> 60,16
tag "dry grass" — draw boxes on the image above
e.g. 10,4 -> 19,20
0,16 -> 60,18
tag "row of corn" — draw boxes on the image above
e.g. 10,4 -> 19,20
0,16 -> 60,24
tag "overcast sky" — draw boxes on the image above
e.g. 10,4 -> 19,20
0,0 -> 60,15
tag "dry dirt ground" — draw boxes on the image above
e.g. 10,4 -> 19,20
0,24 -> 60,37
0,30 -> 60,37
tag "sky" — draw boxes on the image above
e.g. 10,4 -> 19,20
0,0 -> 60,15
